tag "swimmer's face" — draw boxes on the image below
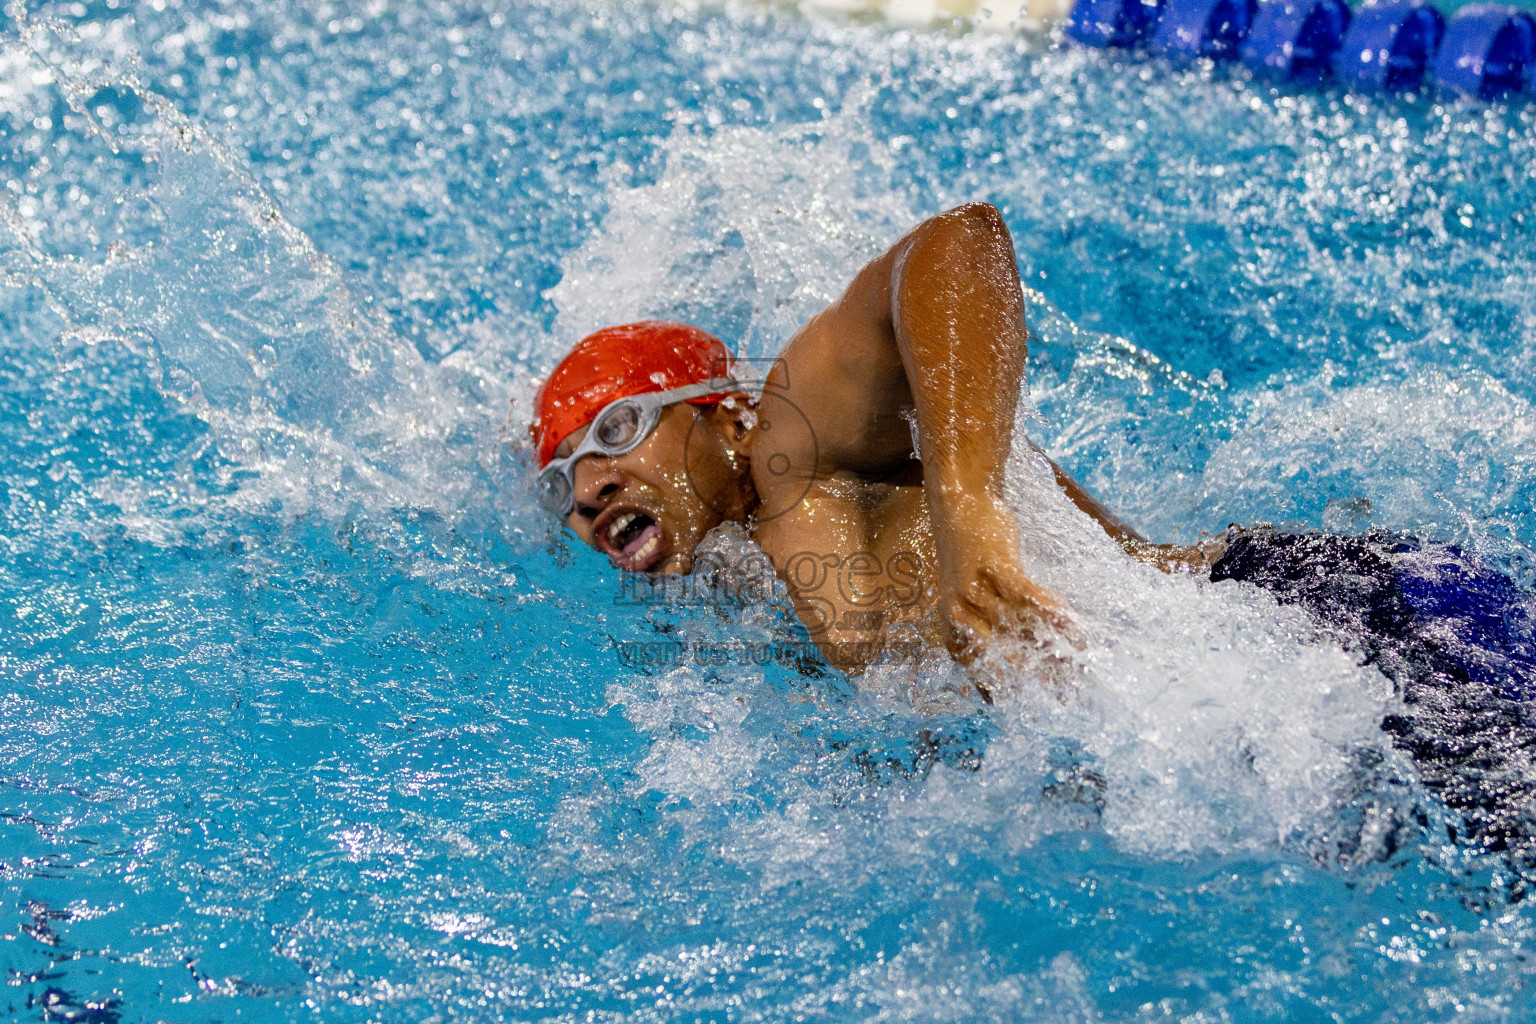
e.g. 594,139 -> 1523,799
558,399 -> 757,574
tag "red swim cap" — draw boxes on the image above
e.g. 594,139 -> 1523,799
531,321 -> 735,467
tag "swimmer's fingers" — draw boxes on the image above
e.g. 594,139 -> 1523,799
975,571 -> 1087,658
978,563 -> 1077,641
943,569 -> 1074,664
942,592 -> 994,664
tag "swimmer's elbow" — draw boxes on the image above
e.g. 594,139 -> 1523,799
892,203 -> 1019,321
901,203 -> 1012,274
941,201 -> 1004,231
921,202 -> 1008,246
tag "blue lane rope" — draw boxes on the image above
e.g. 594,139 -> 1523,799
1434,3 -> 1534,95
1335,2 -> 1445,90
1152,0 -> 1259,58
1242,0 -> 1352,79
1065,0 -> 1535,98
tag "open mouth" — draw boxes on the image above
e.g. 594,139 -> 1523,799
598,507 -> 668,572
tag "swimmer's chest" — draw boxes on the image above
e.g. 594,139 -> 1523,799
752,476 -> 941,657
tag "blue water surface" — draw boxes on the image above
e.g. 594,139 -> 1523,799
3,0 -> 1536,1020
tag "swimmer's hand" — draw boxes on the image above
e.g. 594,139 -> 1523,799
937,498 -> 1074,664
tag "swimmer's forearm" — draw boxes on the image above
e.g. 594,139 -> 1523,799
889,204 -> 1027,520
882,205 -> 1142,563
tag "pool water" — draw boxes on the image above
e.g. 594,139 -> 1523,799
3,0 -> 1536,1020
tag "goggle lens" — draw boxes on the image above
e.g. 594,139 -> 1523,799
593,402 -> 643,451
537,468 -> 573,516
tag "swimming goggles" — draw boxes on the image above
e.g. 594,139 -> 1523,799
537,377 -> 740,516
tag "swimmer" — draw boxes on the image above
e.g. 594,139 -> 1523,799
531,202 -> 1213,674
529,206 -> 1536,860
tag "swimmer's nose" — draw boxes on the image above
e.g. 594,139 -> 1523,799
571,464 -> 625,519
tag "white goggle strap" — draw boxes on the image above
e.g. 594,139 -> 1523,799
651,377 -> 742,404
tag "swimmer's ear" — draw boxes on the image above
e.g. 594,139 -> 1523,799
704,392 -> 759,450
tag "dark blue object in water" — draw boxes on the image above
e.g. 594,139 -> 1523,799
1432,4 -> 1535,98
1067,0 -> 1165,47
1152,0 -> 1258,58
1241,0 -> 1351,78
1334,1 -> 1445,90
1395,555 -> 1536,698
1211,528 -> 1536,702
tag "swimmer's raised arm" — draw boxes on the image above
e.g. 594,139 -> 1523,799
774,203 -> 1125,657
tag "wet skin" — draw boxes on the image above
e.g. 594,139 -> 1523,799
558,203 -> 1210,674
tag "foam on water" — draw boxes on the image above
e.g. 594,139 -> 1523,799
544,116 -> 914,354
2,0 -> 1536,1019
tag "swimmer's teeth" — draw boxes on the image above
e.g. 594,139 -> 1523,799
635,534 -> 658,561
607,512 -> 636,545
